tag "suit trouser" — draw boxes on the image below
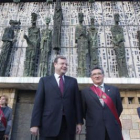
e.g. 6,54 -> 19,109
0,131 -> 5,140
39,116 -> 75,140
105,129 -> 110,140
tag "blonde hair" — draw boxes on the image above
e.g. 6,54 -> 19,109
0,95 -> 8,106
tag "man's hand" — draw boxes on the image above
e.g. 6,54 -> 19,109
76,124 -> 82,134
4,135 -> 8,140
30,127 -> 39,136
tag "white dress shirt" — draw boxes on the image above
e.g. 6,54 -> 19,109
94,83 -> 105,106
94,83 -> 105,92
54,73 -> 65,86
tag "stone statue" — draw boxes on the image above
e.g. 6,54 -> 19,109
111,13 -> 128,77
24,13 -> 40,77
89,0 -> 95,3
13,0 -> 20,2
46,0 -> 53,3
75,13 -> 88,77
52,0 -> 63,54
39,18 -> 52,76
87,17 -> 98,69
0,20 -> 20,76
137,31 -> 140,50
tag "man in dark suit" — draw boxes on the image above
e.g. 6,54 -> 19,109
81,66 -> 123,140
30,56 -> 83,140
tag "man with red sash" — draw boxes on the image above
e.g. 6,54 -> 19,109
81,66 -> 123,140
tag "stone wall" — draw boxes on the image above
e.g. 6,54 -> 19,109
121,90 -> 140,140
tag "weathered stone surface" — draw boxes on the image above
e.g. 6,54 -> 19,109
121,114 -> 131,119
122,130 -> 130,140
131,115 -> 140,123
130,130 -> 140,139
132,122 -> 139,130
122,109 -> 137,115
122,119 -> 132,129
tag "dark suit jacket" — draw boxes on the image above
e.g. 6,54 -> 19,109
31,75 -> 83,137
81,84 -> 123,140
137,107 -> 140,118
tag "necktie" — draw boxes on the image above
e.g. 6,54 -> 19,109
98,85 -> 104,92
98,85 -> 104,106
59,76 -> 64,95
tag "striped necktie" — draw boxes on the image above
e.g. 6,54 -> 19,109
98,85 -> 104,92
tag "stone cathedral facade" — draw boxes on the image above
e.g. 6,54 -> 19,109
0,1 -> 140,140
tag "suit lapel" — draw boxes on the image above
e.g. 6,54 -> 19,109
88,88 -> 103,107
63,76 -> 70,97
104,84 -> 111,96
49,75 -> 62,96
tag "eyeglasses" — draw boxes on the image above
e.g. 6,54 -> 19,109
91,73 -> 103,77
57,63 -> 68,66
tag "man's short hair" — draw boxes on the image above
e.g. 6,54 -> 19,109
54,56 -> 66,63
90,66 -> 104,75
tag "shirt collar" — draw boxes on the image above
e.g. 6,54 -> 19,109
54,73 -> 64,79
94,83 -> 104,88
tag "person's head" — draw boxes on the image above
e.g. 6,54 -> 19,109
0,95 -> 8,106
31,13 -> 37,25
54,56 -> 68,75
78,13 -> 84,24
55,1 -> 61,11
114,13 -> 120,24
91,17 -> 95,25
9,20 -> 15,27
46,17 -> 51,25
90,66 -> 104,86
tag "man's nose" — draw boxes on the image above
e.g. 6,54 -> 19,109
95,74 -> 99,77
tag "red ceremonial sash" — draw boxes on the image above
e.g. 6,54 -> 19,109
90,85 -> 122,128
90,85 -> 123,140
0,107 -> 7,128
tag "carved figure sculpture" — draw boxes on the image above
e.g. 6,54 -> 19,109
24,13 -> 40,77
111,13 -> 128,77
0,20 -> 20,76
75,13 -> 88,77
39,18 -> 52,76
46,0 -> 53,3
137,31 -> 140,50
89,0 -> 95,3
52,0 -> 63,54
13,0 -> 20,2
87,17 -> 98,69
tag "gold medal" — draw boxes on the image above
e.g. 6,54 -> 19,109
102,95 -> 106,99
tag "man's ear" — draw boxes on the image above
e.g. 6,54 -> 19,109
54,62 -> 56,67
